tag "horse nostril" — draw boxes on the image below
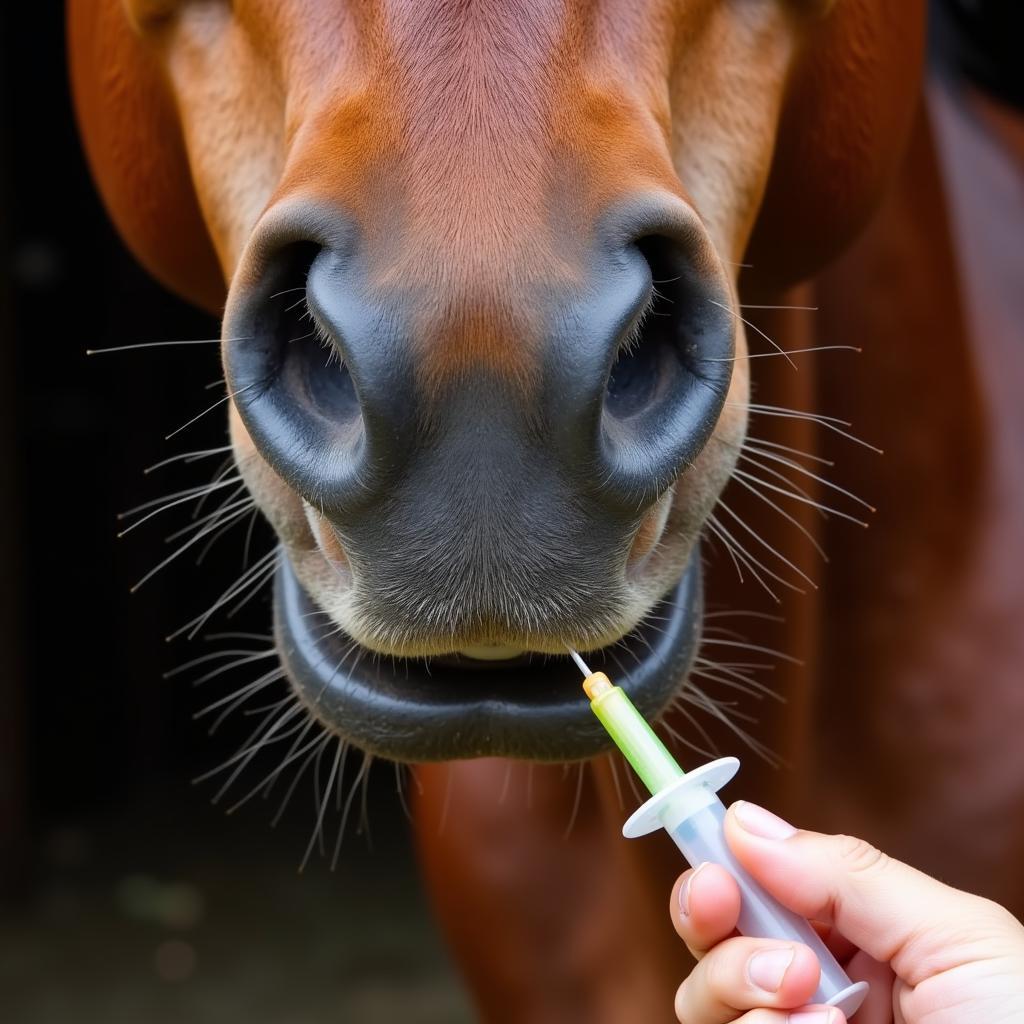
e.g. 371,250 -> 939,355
603,237 -> 678,420
262,244 -> 362,425
591,225 -> 735,512
224,233 -> 386,514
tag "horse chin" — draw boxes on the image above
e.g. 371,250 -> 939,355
271,549 -> 704,763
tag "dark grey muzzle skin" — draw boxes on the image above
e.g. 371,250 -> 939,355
224,195 -> 732,757
274,550 -> 704,762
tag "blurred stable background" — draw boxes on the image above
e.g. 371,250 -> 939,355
0,5 -> 471,1023
0,3 -> 1019,1023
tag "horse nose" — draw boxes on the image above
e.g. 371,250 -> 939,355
551,198 -> 735,515
224,196 -> 735,526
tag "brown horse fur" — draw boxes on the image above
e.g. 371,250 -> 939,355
68,2 -> 1024,1020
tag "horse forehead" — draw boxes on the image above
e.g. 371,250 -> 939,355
262,0 -> 667,118
382,0 -> 573,61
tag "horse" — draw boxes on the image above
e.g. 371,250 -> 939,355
69,1 -> 1024,1019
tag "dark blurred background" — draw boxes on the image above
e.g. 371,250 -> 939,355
1,2 -> 1019,1022
0,5 -> 471,1022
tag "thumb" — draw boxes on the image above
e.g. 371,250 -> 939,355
723,801 -> 1023,984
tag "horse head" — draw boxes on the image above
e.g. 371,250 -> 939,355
69,0 -> 923,762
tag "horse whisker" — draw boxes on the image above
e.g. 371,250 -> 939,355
165,381 -> 260,441
715,498 -> 818,589
300,736 -> 345,873
86,338 -> 240,355
130,503 -> 254,591
705,297 -> 797,369
733,469 -> 870,528
742,447 -> 875,511
703,344 -> 859,363
143,445 -> 234,475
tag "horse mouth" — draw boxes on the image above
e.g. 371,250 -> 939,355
273,550 -> 703,762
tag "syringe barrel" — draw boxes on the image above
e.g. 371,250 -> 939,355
668,800 -> 858,1012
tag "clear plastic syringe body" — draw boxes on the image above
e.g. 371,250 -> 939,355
668,800 -> 855,1009
575,665 -> 868,1019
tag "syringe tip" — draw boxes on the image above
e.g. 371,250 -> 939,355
582,672 -> 614,700
566,646 -> 592,678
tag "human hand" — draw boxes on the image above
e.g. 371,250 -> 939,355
669,801 -> 1024,1023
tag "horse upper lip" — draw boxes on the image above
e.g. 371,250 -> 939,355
272,549 -> 704,762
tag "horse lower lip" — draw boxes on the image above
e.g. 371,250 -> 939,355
272,551 -> 704,762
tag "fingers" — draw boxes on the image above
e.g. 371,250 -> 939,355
672,935 -> 825,1024
722,801 -> 1024,978
727,1011 -> 846,1024
840,952 -> 896,1024
671,862 -> 742,956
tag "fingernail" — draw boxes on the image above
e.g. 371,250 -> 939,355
746,947 -> 795,993
734,801 -> 797,840
788,1011 -> 835,1024
678,862 -> 708,918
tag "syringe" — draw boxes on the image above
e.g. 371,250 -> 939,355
569,650 -> 868,1019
